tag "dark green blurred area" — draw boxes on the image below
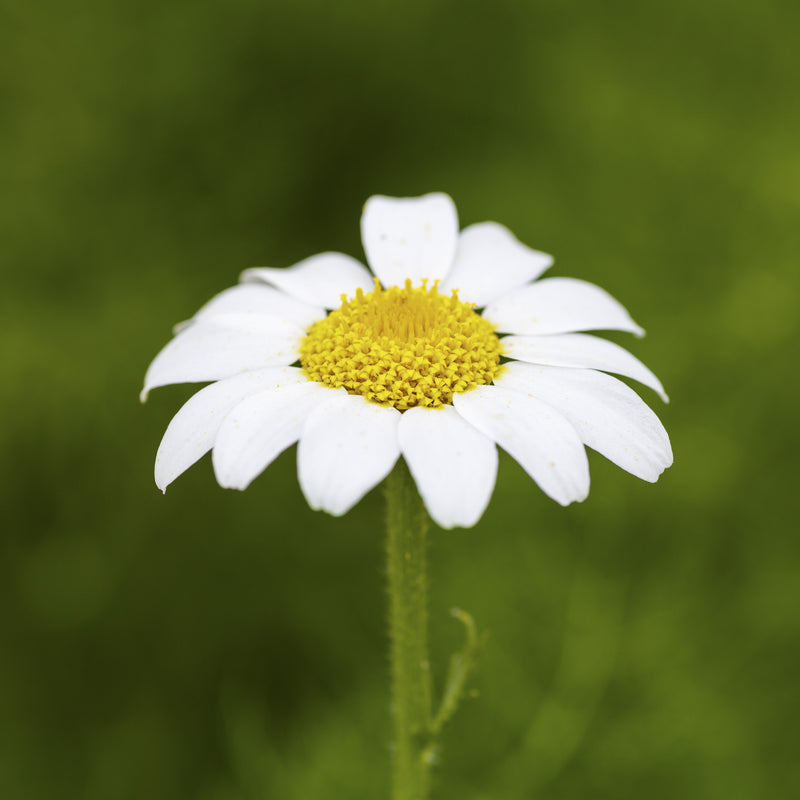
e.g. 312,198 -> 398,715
2,0 -> 798,797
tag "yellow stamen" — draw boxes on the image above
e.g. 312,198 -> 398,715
300,279 -> 504,410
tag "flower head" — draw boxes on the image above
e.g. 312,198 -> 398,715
142,193 -> 672,528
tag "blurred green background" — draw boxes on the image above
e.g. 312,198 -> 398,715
2,0 -> 798,798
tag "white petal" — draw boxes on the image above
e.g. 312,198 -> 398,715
298,394 -> 401,516
497,362 -> 672,482
141,313 -> 304,401
175,284 -> 325,333
154,366 -> 309,492
502,333 -> 668,402
361,193 -> 458,288
439,222 -> 553,307
483,277 -> 645,336
240,252 -> 374,309
398,406 -> 497,529
453,386 -> 589,506
212,381 -> 343,490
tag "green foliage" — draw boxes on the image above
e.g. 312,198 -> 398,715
2,0 -> 799,797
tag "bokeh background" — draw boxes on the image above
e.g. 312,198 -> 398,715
2,1 -> 799,798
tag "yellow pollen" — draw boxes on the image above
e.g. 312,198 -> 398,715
299,279 -> 504,410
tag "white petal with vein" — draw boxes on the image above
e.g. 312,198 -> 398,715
502,333 -> 668,401
298,394 -> 401,516
241,252 -> 374,308
483,277 -> 645,336
453,386 -> 589,506
212,381 -> 343,490
361,193 -> 458,288
155,367 -> 309,491
439,222 -> 553,306
398,405 -> 498,529
141,313 -> 304,400
497,362 -> 672,481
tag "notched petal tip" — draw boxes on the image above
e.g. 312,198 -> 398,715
221,480 -> 250,492
641,460 -> 671,484
154,458 -> 171,493
154,465 -> 169,494
315,501 -> 349,518
551,475 -> 590,507
364,190 -> 455,207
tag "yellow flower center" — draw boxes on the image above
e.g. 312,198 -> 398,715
300,279 -> 504,410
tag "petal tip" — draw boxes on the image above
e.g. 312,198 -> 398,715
239,267 -> 262,284
326,505 -> 350,518
439,515 -> 482,531
218,477 -> 249,491
154,464 -> 170,493
304,492 -> 351,518
558,490 -> 589,507
643,454 -> 673,482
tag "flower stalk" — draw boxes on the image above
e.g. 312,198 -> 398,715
385,462 -> 488,799
385,461 -> 434,800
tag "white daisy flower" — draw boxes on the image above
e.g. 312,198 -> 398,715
142,193 -> 672,529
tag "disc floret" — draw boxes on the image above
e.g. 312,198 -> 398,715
300,279 -> 503,410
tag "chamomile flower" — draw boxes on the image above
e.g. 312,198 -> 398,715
142,193 -> 672,528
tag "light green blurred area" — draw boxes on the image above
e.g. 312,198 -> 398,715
2,1 -> 799,798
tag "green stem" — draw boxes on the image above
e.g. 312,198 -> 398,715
385,460 -> 432,800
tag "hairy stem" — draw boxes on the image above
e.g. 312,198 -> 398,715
385,461 -> 432,800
